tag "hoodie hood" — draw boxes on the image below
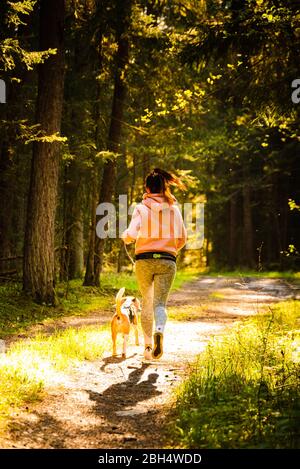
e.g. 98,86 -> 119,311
142,193 -> 176,211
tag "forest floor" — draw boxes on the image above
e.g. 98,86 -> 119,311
0,276 -> 299,449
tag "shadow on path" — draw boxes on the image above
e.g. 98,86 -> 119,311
100,353 -> 138,372
86,363 -> 162,421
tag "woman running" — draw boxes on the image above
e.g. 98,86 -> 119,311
121,168 -> 187,360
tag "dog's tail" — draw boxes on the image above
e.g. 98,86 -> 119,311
115,287 -> 125,313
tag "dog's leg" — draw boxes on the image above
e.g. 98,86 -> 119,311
112,329 -> 117,356
122,334 -> 128,358
133,324 -> 139,346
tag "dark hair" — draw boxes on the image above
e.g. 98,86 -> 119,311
145,168 -> 186,204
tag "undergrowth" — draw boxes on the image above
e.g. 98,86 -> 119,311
0,325 -> 109,431
171,301 -> 300,448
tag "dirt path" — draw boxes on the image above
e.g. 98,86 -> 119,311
1,276 -> 298,449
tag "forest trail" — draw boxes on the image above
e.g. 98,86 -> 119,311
1,276 -> 298,449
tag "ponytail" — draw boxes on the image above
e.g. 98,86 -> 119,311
145,168 -> 186,204
153,168 -> 186,190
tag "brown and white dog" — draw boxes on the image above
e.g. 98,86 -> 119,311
111,287 -> 140,358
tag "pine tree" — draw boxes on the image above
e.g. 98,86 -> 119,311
23,0 -> 65,303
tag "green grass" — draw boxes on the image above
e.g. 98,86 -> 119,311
171,300 -> 300,448
0,269 -> 200,339
10,325 -> 109,370
0,365 -> 43,432
172,268 -> 200,290
0,325 -> 109,432
0,282 -> 109,339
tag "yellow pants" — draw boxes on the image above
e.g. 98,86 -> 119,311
135,258 -> 176,346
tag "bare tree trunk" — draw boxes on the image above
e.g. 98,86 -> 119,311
60,165 -> 68,281
205,201 -> 210,268
94,162 -> 117,285
142,151 -> 150,184
243,184 -> 255,268
83,31 -> 103,286
229,193 -> 238,268
68,209 -> 84,278
23,0 -> 65,304
85,0 -> 132,286
277,173 -> 289,269
130,152 -> 137,205
83,170 -> 99,285
116,151 -> 129,273
60,159 -> 84,281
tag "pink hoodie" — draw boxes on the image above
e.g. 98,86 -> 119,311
121,193 -> 187,256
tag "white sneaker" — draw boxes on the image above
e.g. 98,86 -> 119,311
144,345 -> 152,360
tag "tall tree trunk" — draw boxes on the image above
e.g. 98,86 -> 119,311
205,198 -> 211,268
23,0 -> 65,304
60,162 -> 84,281
242,184 -> 255,268
265,180 -> 273,267
83,170 -> 99,285
270,173 -> 283,268
116,152 -> 129,273
142,150 -> 150,184
60,165 -> 68,281
93,161 -> 117,285
83,33 -> 104,286
85,0 -> 132,286
68,209 -> 84,278
130,151 -> 137,205
229,193 -> 238,268
278,174 -> 289,269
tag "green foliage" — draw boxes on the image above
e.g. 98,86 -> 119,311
24,131 -> 68,144
0,325 -> 108,431
0,38 -> 57,71
0,1 -> 54,72
7,1 -> 37,27
172,301 -> 300,448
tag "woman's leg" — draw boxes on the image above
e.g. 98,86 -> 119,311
153,260 -> 176,334
135,260 -> 154,347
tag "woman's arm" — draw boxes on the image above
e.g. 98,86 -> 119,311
121,206 -> 141,244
